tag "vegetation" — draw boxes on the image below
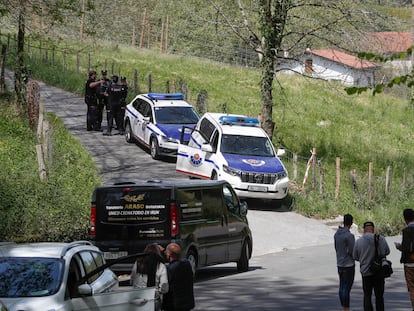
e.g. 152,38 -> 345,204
0,93 -> 101,241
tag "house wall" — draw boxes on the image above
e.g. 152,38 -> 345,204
277,56 -> 375,87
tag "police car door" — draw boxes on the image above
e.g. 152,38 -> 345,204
136,101 -> 152,146
176,128 -> 216,179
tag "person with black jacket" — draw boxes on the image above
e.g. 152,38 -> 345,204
103,75 -> 123,136
84,70 -> 103,131
96,69 -> 110,131
162,243 -> 194,311
395,208 -> 414,311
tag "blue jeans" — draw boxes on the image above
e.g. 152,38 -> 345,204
338,265 -> 355,308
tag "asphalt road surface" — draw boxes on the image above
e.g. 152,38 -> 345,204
5,72 -> 411,310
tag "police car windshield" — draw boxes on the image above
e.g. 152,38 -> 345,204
0,257 -> 63,297
220,135 -> 275,157
154,107 -> 199,124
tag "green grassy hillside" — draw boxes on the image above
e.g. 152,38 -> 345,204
3,36 -> 413,236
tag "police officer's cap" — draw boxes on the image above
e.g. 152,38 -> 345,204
121,76 -> 126,81
112,75 -> 119,83
101,70 -> 107,75
89,70 -> 96,77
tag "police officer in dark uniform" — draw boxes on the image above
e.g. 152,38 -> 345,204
103,75 -> 123,136
96,70 -> 110,131
84,70 -> 103,131
119,76 -> 128,135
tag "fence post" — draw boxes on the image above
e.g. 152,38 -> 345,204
350,169 -> 359,198
369,162 -> 374,201
63,50 -> 67,70
335,157 -> 340,200
134,69 -> 138,94
166,80 -> 170,93
293,153 -> 298,180
76,52 -> 80,73
385,166 -> 391,194
311,147 -> 317,189
148,73 -> 152,93
402,167 -> 407,192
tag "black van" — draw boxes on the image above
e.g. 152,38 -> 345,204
89,179 -> 252,274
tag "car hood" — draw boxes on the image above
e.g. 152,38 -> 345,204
156,124 -> 195,140
1,296 -> 59,311
223,153 -> 285,173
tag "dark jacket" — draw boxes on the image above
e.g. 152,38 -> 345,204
401,225 -> 414,263
163,258 -> 194,311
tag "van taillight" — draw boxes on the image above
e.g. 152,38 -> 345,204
90,204 -> 96,237
170,202 -> 179,236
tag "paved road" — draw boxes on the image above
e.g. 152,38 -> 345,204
5,72 -> 411,310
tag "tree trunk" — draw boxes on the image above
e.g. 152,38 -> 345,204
260,54 -> 275,138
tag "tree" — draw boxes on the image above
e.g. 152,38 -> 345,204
209,0 -> 398,138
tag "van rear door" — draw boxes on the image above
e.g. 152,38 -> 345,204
92,186 -> 170,266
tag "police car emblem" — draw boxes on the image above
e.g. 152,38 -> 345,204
242,159 -> 265,167
190,153 -> 203,166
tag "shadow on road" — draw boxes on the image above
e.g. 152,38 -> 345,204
244,194 -> 294,212
195,265 -> 263,283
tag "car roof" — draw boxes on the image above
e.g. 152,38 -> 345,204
94,178 -> 229,191
136,93 -> 194,108
0,241 -> 96,258
204,113 -> 267,137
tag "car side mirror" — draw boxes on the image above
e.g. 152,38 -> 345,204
78,284 -> 93,296
201,144 -> 213,153
276,148 -> 286,157
240,201 -> 248,216
143,116 -> 150,123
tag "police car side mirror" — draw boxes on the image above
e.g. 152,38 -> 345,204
240,201 -> 248,216
143,116 -> 150,123
201,144 -> 213,153
276,148 -> 286,157
78,284 -> 93,296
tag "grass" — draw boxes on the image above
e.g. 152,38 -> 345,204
2,35 -> 413,237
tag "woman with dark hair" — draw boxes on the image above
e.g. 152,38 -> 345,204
131,243 -> 169,311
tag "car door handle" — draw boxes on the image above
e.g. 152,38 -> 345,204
130,298 -> 149,306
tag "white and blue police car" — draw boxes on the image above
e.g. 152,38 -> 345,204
176,113 -> 290,200
124,93 -> 200,159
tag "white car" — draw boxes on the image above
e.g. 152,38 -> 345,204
176,113 -> 290,200
124,93 -> 199,159
0,241 -> 154,311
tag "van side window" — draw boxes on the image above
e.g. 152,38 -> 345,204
177,189 -> 203,220
223,185 -> 239,214
202,188 -> 224,220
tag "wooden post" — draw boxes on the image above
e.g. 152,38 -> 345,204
148,73 -> 152,93
160,17 -> 164,53
166,80 -> 170,93
165,15 -> 169,52
385,166 -> 391,194
369,162 -> 374,201
63,50 -> 67,70
311,147 -> 317,189
139,9 -> 147,48
293,153 -> 298,180
335,157 -> 340,200
134,69 -> 138,94
318,160 -> 324,194
76,52 -> 80,73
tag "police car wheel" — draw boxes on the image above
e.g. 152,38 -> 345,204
211,171 -> 218,180
125,122 -> 135,143
150,137 -> 160,160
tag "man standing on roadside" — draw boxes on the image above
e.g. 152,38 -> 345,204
334,214 -> 355,311
353,221 -> 390,311
395,208 -> 414,311
162,243 -> 195,311
84,70 -> 103,131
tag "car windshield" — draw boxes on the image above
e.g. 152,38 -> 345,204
0,257 -> 63,297
154,107 -> 199,124
220,135 -> 275,157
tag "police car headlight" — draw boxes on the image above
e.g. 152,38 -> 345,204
223,165 -> 241,177
278,171 -> 288,179
161,136 -> 179,144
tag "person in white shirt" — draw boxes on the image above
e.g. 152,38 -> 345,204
131,243 -> 169,311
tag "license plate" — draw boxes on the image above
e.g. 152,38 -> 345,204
104,251 -> 128,260
248,185 -> 268,192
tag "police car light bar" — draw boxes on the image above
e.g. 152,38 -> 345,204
147,93 -> 184,100
219,115 -> 259,126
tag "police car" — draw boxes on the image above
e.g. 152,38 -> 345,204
176,113 -> 290,200
124,93 -> 200,159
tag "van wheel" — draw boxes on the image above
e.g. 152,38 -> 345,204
186,249 -> 198,278
125,121 -> 135,143
150,137 -> 160,160
237,241 -> 249,272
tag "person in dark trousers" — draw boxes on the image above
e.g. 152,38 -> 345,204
353,221 -> 390,311
395,208 -> 414,311
162,243 -> 194,311
84,70 -> 103,131
96,69 -> 110,131
334,214 -> 355,311
118,76 -> 128,134
103,75 -> 123,136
